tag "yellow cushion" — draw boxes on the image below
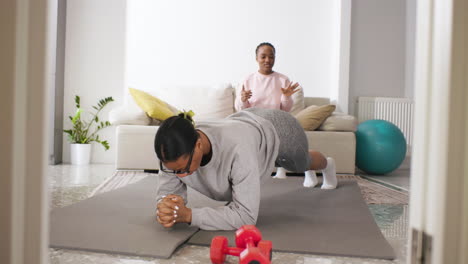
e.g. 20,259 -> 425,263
129,88 -> 176,121
295,104 -> 336,131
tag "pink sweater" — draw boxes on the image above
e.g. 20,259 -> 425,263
235,71 -> 294,112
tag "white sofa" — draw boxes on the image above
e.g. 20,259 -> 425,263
110,83 -> 357,174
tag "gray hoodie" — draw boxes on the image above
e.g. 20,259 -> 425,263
156,110 -> 279,230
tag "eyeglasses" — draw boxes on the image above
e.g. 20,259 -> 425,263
159,146 -> 195,175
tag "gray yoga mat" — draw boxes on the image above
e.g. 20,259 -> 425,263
49,175 -> 224,259
51,175 -> 394,260
188,177 -> 395,260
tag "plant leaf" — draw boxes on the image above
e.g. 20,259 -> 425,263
71,109 -> 82,124
75,95 -> 80,108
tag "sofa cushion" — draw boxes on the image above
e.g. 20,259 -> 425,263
129,88 -> 176,121
109,105 -> 151,126
304,97 -> 331,107
149,83 -> 235,122
295,104 -> 336,131
289,87 -> 305,116
319,112 -> 358,132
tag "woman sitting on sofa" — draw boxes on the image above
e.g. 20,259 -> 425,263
154,108 -> 337,231
234,42 -> 300,113
235,42 -> 326,185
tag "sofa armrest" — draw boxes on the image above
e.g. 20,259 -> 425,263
116,125 -> 160,170
305,131 -> 356,174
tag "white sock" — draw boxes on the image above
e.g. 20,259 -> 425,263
321,157 -> 337,189
273,167 -> 287,179
303,170 -> 318,187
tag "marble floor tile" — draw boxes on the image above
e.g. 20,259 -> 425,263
49,164 -> 116,208
356,156 -> 411,192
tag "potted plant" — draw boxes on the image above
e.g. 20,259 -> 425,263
64,95 -> 114,165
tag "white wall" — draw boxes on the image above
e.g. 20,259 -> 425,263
405,0 -> 416,99
348,0 -> 407,115
334,0 -> 351,113
63,0 -> 126,163
127,0 -> 343,98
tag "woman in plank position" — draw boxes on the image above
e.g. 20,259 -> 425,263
155,109 -> 337,231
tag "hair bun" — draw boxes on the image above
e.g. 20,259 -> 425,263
178,110 -> 195,125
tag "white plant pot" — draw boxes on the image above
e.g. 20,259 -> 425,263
70,144 -> 91,165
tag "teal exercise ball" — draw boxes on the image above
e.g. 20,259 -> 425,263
355,119 -> 407,175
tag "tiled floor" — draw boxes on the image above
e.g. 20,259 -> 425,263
357,156 -> 411,192
48,164 -> 410,264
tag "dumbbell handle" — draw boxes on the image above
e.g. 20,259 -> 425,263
244,237 -> 256,249
223,247 -> 243,256
223,237 -> 256,256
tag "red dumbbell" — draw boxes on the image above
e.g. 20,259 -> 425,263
210,225 -> 272,264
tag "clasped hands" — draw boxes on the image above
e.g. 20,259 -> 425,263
156,194 -> 192,228
240,82 -> 300,102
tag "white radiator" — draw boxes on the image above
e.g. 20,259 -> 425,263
357,97 -> 414,147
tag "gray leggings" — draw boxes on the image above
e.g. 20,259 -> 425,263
245,108 -> 311,172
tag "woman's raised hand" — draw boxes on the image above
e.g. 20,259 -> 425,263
241,85 -> 252,102
281,82 -> 300,97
